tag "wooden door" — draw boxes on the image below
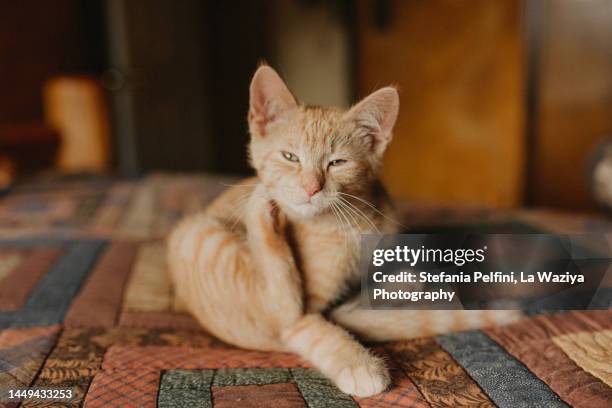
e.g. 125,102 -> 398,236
528,0 -> 612,211
356,0 -> 525,208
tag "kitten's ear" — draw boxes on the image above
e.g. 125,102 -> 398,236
249,65 -> 297,137
346,87 -> 399,156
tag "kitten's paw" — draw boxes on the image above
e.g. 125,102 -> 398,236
267,200 -> 287,235
246,195 -> 287,237
334,360 -> 390,397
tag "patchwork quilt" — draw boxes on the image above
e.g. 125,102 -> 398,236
0,174 -> 610,407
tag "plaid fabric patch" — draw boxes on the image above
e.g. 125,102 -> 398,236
0,326 -> 60,349
0,248 -> 63,311
354,361 -> 428,408
118,310 -> 203,332
290,368 -> 357,408
0,325 -> 60,393
552,329 -> 612,387
388,337 -> 495,407
122,242 -> 171,313
0,240 -> 105,330
158,369 -> 214,408
438,331 -> 566,407
64,242 -> 137,328
212,383 -> 307,408
84,368 -> 160,407
101,345 -> 309,371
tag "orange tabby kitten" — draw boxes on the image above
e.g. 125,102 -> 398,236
168,65 -> 520,397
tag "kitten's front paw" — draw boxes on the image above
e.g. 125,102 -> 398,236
267,200 -> 287,235
334,360 -> 390,397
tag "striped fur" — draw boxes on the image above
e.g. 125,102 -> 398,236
167,65 -> 521,397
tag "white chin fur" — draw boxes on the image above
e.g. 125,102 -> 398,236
285,202 -> 324,218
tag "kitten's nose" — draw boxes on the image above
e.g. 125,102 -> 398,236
300,172 -> 323,197
304,184 -> 321,197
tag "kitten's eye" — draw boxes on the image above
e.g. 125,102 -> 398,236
328,159 -> 347,168
281,151 -> 300,163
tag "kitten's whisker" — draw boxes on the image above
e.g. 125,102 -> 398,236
337,192 -> 406,229
329,202 -> 342,229
342,203 -> 376,242
331,202 -> 355,253
345,203 -> 381,235
332,201 -> 350,232
333,201 -> 360,246
335,200 -> 361,242
338,197 -> 381,235
330,202 -> 350,252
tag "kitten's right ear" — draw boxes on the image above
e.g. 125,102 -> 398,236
249,65 -> 297,137
345,87 -> 399,157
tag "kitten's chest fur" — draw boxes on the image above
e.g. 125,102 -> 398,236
288,219 -> 362,312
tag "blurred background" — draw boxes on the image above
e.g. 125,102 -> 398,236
1,0 -> 611,212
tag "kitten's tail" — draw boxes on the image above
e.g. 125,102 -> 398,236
329,298 -> 522,342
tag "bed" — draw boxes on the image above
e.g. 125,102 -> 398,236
0,174 -> 610,407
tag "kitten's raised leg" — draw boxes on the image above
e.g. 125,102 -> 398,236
282,313 -> 390,397
243,194 -> 303,327
245,193 -> 389,397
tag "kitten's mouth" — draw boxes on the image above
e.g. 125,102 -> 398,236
291,202 -> 322,217
276,199 -> 326,219
272,189 -> 329,218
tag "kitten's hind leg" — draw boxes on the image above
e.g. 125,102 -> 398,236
282,313 -> 390,397
243,194 -> 303,327
330,297 -> 522,341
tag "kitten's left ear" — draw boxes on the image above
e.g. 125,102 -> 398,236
249,65 -> 297,137
345,87 -> 399,156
